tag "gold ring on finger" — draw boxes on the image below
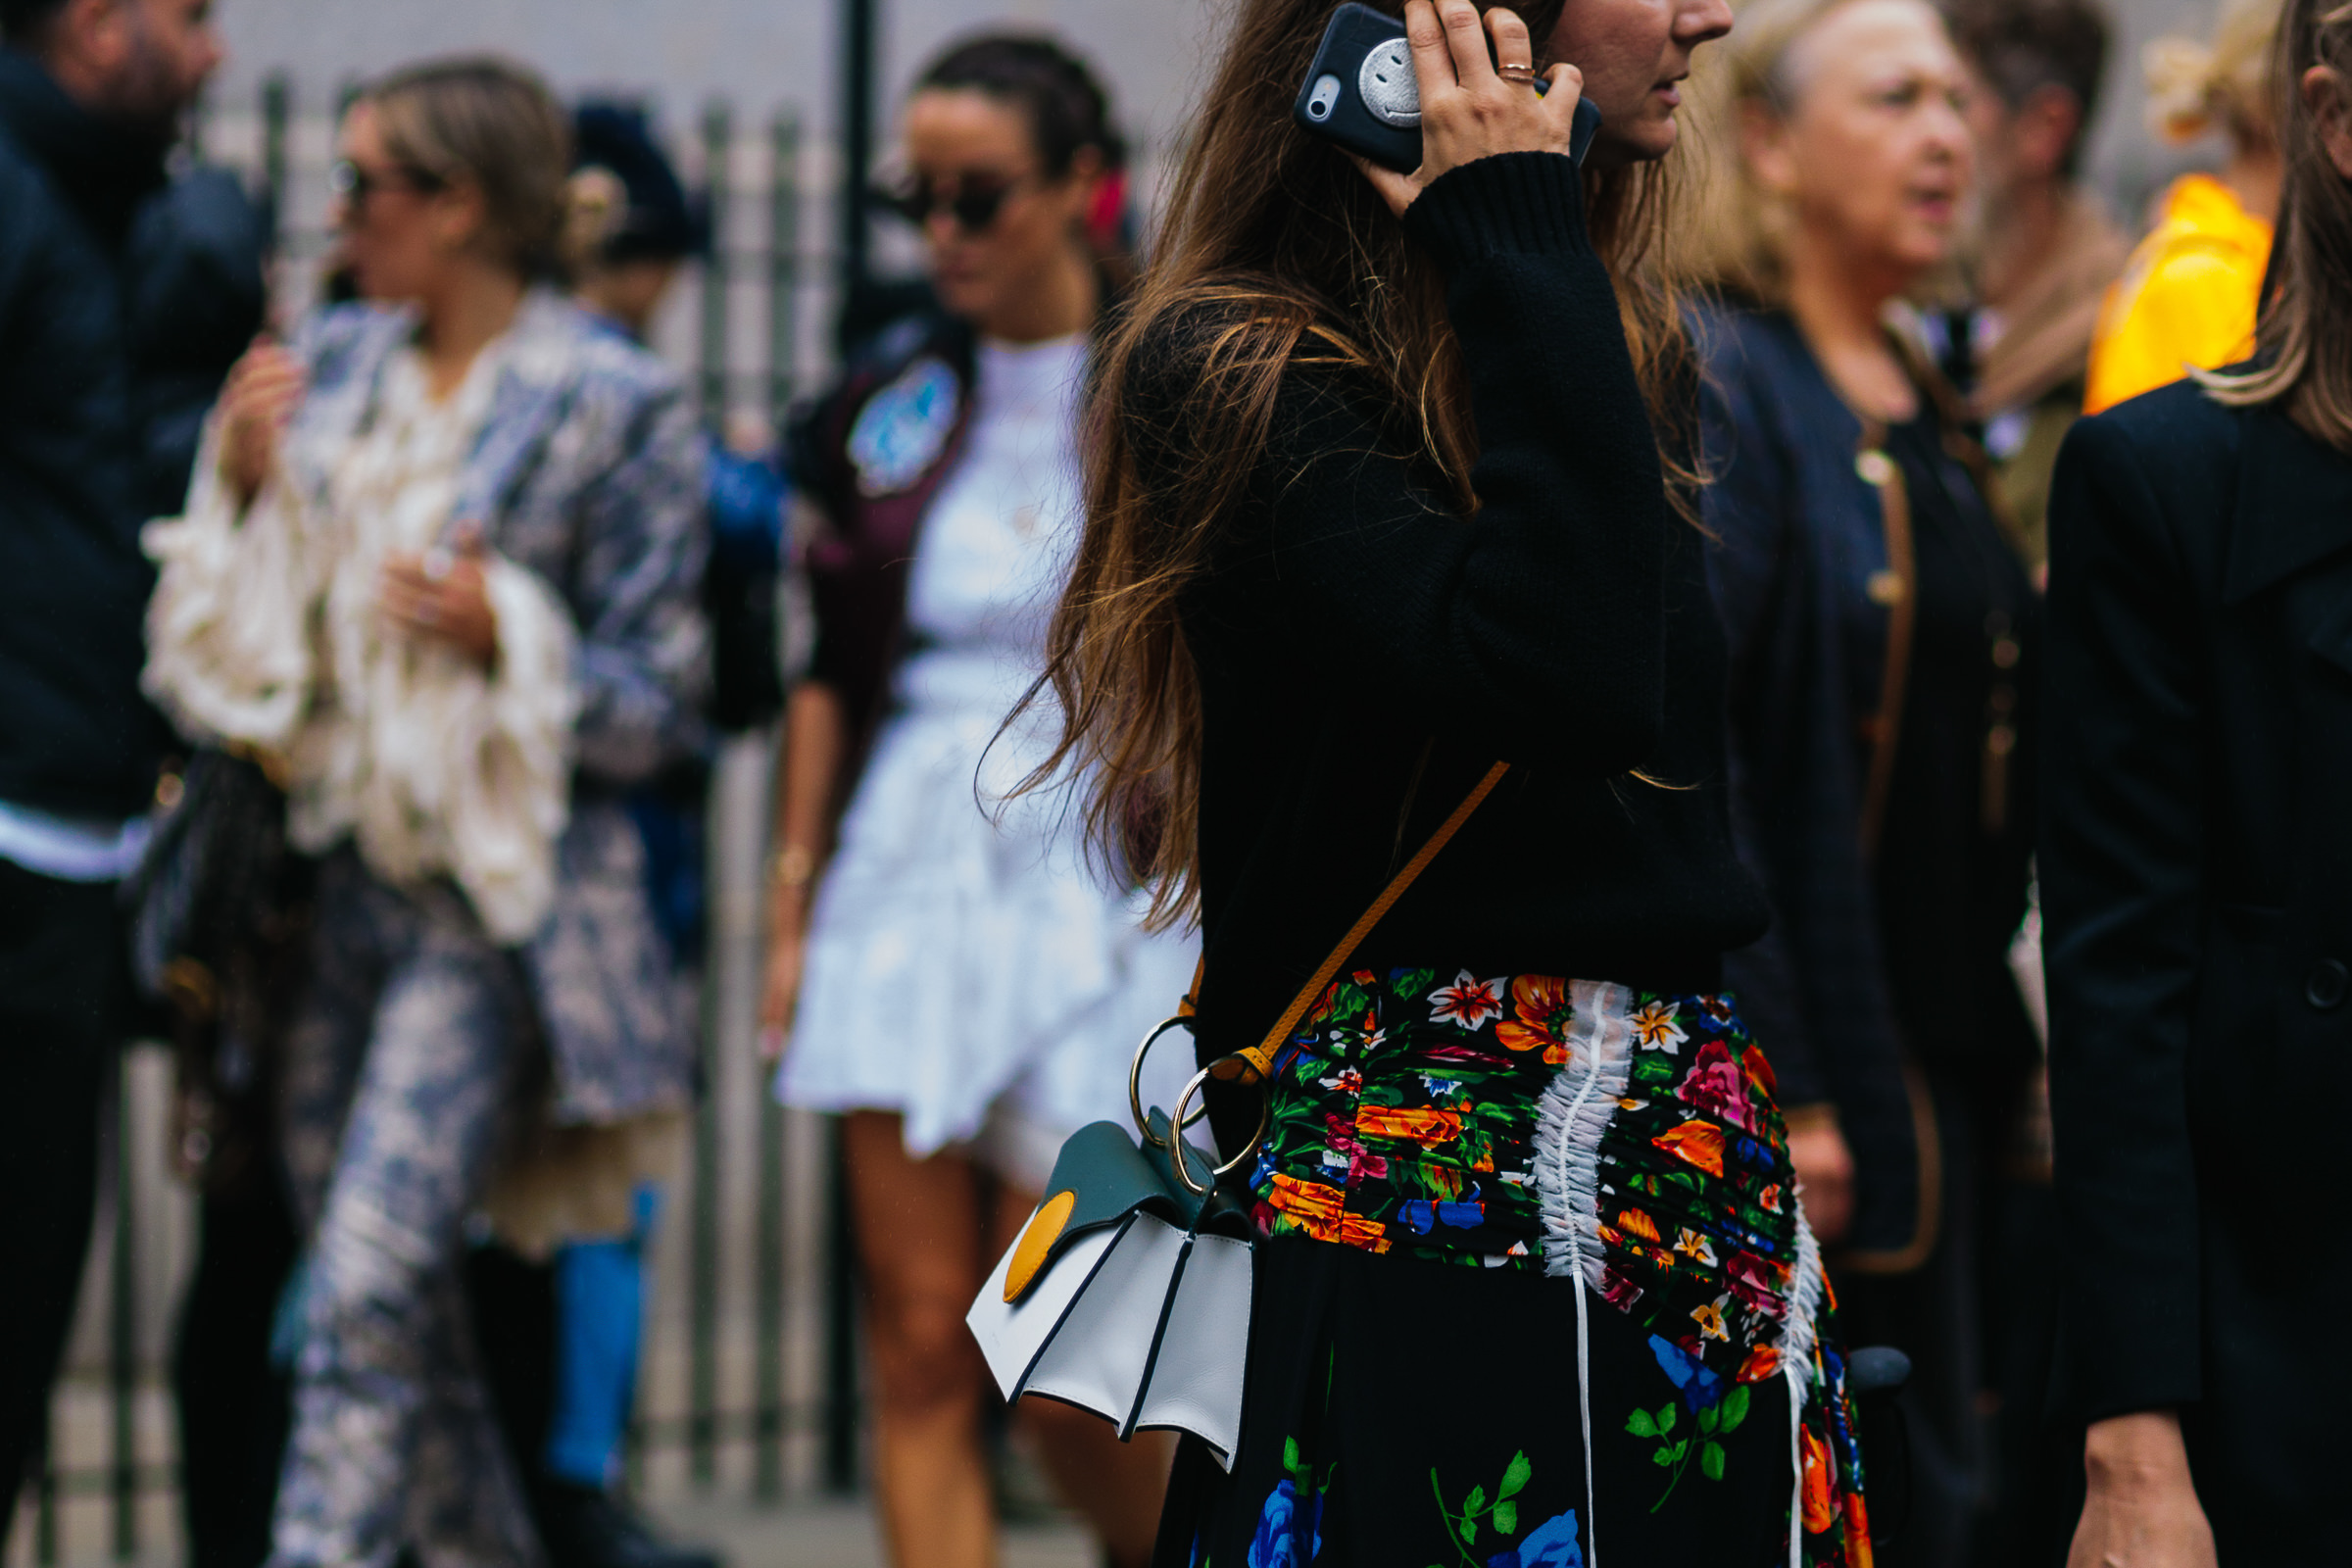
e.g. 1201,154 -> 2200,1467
1497,62 -> 1539,85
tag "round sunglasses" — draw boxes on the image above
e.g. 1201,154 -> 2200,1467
328,158 -> 446,205
871,172 -> 1037,234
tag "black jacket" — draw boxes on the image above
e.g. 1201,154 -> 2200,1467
0,48 -> 234,821
2044,376 -> 2352,1555
125,168 -> 268,523
1696,307 -> 1975,1258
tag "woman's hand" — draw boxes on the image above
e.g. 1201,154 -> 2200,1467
2067,1412 -> 2218,1568
1355,0 -> 1585,218
758,893 -> 811,1061
218,337 -> 307,512
760,683 -> 850,1062
1784,1107 -> 1857,1245
380,520 -> 500,668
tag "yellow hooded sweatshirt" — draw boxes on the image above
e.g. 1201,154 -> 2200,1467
2083,173 -> 2274,416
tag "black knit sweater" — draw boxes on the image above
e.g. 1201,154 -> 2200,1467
1152,152 -> 1769,1078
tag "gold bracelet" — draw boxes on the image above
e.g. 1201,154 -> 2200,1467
770,844 -> 819,888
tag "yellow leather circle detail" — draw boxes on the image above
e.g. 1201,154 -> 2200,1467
1004,1189 -> 1077,1302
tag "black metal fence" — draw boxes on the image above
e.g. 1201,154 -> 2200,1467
11,73 -> 861,1564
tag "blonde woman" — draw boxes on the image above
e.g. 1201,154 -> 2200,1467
144,59 -> 705,1568
1691,1 -> 2042,1561
2082,0 -> 2281,415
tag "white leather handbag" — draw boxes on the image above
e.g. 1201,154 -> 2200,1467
966,1112 -> 1256,1466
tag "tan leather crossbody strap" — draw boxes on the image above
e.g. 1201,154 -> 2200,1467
1857,430 -> 1916,862
1190,760 -> 1510,1086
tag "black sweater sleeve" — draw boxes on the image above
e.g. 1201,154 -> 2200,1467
1221,152 -> 1670,774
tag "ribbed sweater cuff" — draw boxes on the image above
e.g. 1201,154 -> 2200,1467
1401,150 -> 1592,270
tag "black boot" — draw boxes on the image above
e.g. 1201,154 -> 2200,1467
527,1480 -> 723,1568
466,1246 -> 721,1568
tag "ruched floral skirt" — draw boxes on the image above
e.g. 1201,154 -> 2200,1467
1155,968 -> 1874,1568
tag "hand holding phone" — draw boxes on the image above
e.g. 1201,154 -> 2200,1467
1294,0 -> 1598,216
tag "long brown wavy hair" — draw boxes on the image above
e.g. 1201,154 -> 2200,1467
1018,0 -> 1700,928
2200,0 -> 2352,450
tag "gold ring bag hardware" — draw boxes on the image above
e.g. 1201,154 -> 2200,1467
964,761 -> 1510,1468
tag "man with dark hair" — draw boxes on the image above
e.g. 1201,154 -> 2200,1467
0,0 -> 234,1539
1945,0 -> 2130,565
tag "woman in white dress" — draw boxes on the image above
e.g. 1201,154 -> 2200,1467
757,35 -> 1190,1568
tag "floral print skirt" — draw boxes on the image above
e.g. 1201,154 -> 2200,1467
1152,969 -> 1873,1568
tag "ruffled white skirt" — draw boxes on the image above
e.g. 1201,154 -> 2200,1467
775,651 -> 1199,1179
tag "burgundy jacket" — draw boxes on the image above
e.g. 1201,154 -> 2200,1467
789,312 -> 979,751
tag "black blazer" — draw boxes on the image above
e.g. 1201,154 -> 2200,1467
2044,376 -> 2352,1554
1695,305 -> 1953,1259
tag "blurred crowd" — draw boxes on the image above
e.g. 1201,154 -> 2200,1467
0,0 -> 2318,1566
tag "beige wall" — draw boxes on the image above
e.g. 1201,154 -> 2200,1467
2081,0 -> 2239,223
206,0 -> 2251,246
206,0 -> 1220,194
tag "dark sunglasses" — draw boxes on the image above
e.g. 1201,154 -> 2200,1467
328,158 -> 445,205
872,172 -> 1032,233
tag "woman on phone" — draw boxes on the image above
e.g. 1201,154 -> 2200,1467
1025,0 -> 1875,1563
2044,1 -> 2352,1558
1690,2 -> 2039,1558
757,34 -> 1193,1568
143,59 -> 705,1568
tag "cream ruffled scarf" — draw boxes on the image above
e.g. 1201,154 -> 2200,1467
143,336 -> 578,943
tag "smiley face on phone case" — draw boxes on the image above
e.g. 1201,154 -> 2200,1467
1294,2 -> 1601,172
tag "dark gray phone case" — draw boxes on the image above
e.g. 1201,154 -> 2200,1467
1292,1 -> 1602,173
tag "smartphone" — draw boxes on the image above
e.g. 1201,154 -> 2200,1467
1293,1 -> 1603,173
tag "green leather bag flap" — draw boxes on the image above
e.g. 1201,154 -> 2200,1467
1001,1117 -> 1214,1303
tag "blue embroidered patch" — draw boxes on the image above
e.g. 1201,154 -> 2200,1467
849,356 -> 959,496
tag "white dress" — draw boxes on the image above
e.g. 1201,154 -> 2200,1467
777,333 -> 1199,1189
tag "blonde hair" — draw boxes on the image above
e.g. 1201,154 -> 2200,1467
2144,0 -> 2282,145
1686,0 -> 1926,303
364,57 -> 572,275
2200,0 -> 2352,447
558,165 -> 630,278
